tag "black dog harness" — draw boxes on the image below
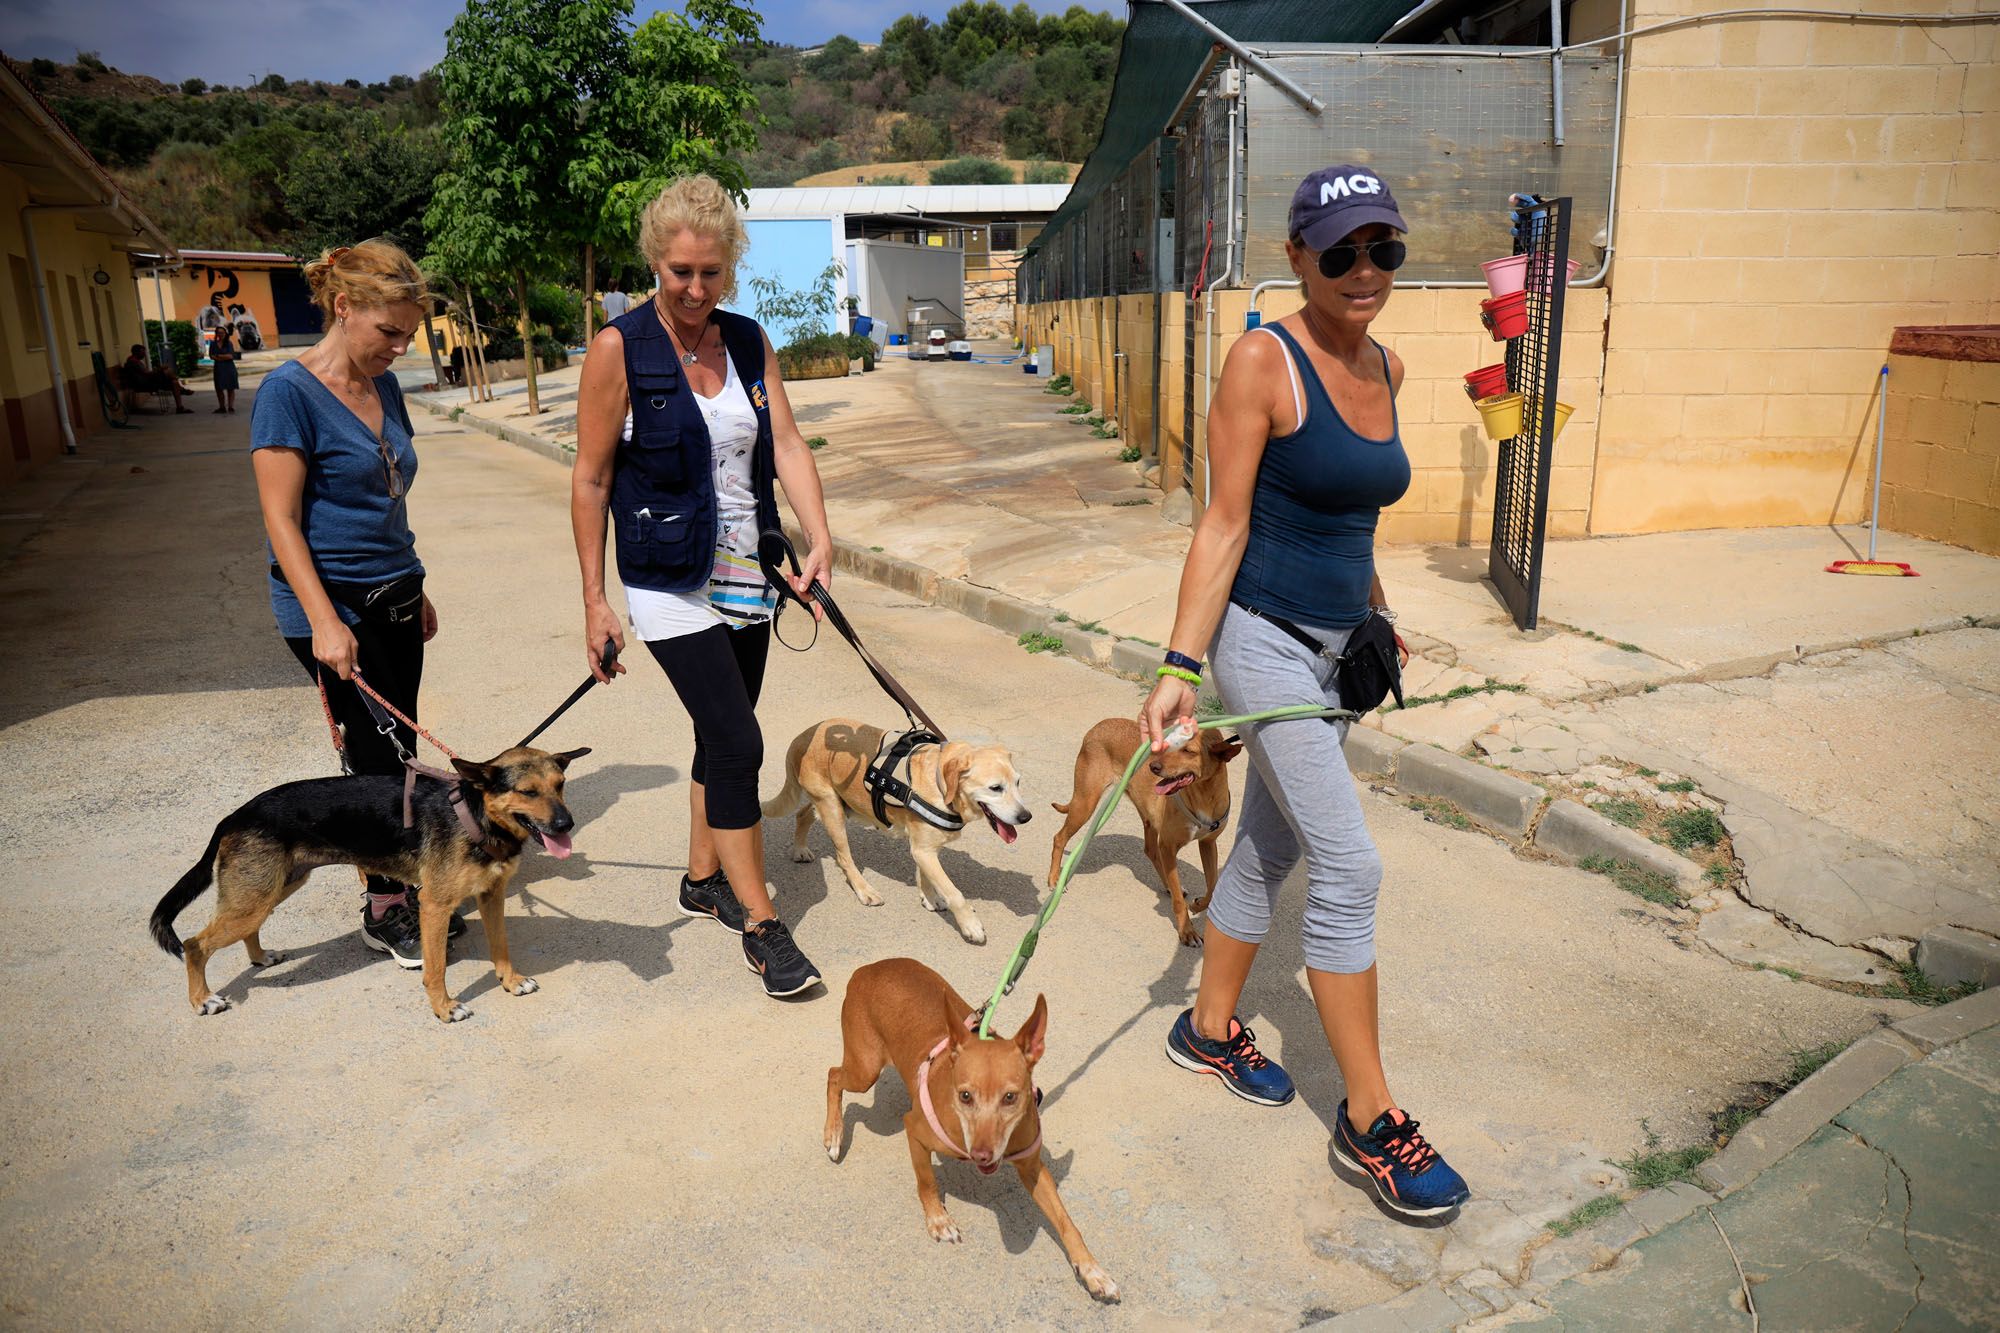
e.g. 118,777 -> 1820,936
866,727 -> 965,832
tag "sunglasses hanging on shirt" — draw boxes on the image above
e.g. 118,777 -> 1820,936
1317,239 -> 1408,280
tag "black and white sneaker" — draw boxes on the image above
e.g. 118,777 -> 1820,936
679,869 -> 748,934
361,901 -> 425,970
742,918 -> 822,997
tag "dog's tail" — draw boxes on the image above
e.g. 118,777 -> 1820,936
150,823 -> 224,958
761,772 -> 809,820
1051,799 -> 1071,814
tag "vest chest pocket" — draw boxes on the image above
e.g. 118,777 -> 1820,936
623,504 -> 705,567
623,421 -> 688,491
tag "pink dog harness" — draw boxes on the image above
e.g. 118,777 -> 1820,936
915,1013 -> 1043,1167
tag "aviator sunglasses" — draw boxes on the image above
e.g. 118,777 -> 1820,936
1316,238 -> 1408,280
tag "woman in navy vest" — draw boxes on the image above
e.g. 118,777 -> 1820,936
1140,166 -> 1471,1220
571,174 -> 834,1000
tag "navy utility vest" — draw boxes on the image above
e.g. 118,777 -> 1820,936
609,305 -> 781,595
1230,325 -> 1411,630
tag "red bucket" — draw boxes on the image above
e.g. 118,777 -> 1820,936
1480,291 -> 1529,341
1463,363 -> 1509,400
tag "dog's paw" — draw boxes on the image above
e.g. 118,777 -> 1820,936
196,995 -> 231,1016
1078,1263 -> 1121,1302
917,894 -> 942,913
789,846 -> 814,864
926,1214 -> 962,1244
824,1134 -> 843,1163
249,950 -> 287,967
506,976 -> 539,996
440,1002 -> 473,1023
1178,926 -> 1203,948
959,920 -> 987,946
853,884 -> 884,907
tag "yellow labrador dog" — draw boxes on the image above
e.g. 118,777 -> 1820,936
763,719 -> 1032,944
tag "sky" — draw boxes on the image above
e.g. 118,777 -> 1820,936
0,0 -> 1109,88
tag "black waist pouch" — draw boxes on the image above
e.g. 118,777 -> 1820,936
1238,603 -> 1404,715
273,565 -> 426,628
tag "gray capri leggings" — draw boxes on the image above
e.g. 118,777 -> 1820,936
1204,602 -> 1384,973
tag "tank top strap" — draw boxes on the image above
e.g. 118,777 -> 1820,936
1265,322 -> 1337,422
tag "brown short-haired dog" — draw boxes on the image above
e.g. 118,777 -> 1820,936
149,745 -> 589,1023
1048,719 -> 1242,946
825,957 -> 1119,1301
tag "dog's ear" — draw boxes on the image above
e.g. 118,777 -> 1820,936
940,742 -> 971,797
550,747 -> 592,770
452,757 -> 504,790
1014,993 -> 1049,1066
1207,734 -> 1244,763
947,1005 -> 972,1051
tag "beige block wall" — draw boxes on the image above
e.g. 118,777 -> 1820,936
1590,0 -> 2000,534
1879,351 -> 2000,554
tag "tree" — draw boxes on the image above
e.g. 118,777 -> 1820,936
427,0 -> 637,414
929,156 -> 1012,186
285,123 -> 448,257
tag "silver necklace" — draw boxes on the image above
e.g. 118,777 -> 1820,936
657,299 -> 706,366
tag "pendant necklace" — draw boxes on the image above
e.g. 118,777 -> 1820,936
658,297 -> 704,366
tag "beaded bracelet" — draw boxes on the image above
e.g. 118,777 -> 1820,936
1162,648 -> 1203,674
1156,664 -> 1202,686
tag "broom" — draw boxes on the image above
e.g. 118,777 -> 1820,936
1827,364 -> 1920,577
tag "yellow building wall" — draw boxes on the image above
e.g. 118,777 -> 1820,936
2,169 -> 149,486
1589,0 -> 2000,533
1879,351 -> 2000,554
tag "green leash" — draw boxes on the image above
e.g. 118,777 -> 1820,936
975,703 -> 1357,1037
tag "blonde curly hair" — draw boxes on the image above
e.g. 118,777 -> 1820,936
302,239 -> 427,330
638,174 -> 747,305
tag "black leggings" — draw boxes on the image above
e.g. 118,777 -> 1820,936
286,617 -> 423,896
645,621 -> 771,830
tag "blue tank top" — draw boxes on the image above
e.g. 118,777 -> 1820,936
1229,324 -> 1411,631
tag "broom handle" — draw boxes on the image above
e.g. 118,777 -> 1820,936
1869,364 -> 1888,562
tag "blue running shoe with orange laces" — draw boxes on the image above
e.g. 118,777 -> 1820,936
1332,1099 -> 1470,1219
1165,1009 -> 1296,1106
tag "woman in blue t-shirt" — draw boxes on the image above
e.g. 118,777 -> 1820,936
248,239 -> 449,969
1139,167 -> 1470,1222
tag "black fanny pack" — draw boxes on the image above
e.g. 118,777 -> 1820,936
273,565 -> 425,628
1237,602 -> 1404,715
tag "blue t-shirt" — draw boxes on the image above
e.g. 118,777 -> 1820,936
249,359 -> 423,637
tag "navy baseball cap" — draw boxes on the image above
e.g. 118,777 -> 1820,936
1289,165 -> 1408,250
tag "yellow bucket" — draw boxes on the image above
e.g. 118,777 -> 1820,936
1525,397 -> 1576,440
1475,393 -> 1524,441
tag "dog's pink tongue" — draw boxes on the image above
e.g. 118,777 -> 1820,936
989,813 -> 1019,845
537,830 -> 573,859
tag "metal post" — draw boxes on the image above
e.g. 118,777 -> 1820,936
1157,0 -> 1325,115
1550,0 -> 1566,146
1869,364 -> 1889,561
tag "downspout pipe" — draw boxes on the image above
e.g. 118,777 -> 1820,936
21,202 -> 111,456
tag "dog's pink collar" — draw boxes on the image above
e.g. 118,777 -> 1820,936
915,1014 -> 1042,1168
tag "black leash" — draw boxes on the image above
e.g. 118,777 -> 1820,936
518,641 -> 620,749
757,530 -> 947,737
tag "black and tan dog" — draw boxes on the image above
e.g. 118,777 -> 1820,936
149,745 -> 589,1023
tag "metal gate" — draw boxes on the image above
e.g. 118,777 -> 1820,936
1488,197 -> 1572,632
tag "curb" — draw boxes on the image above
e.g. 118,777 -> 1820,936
1534,799 -> 1705,889
1307,984 -> 2000,1331
410,393 -> 576,467
1395,745 -> 1543,838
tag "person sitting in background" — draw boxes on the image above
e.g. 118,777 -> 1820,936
120,344 -> 194,414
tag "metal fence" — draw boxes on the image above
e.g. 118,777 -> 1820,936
1019,43 -> 1618,299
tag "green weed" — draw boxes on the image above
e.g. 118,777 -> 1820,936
1408,797 -> 1473,831
1546,1194 -> 1624,1238
1656,778 -> 1697,793
1197,695 -> 1227,719
1085,414 -> 1105,426
1387,679 -> 1528,712
1052,611 -> 1070,623
1662,808 -> 1725,852
1753,962 -> 1803,981
1016,631 -> 1064,655
1059,401 -> 1092,415
806,436 -> 828,450
1578,856 -> 1684,907
1882,961 -> 1981,1007
1785,1039 -> 1847,1086
869,544 -> 883,552
1597,798 -> 1646,828
1075,619 -> 1105,634
1614,1124 -> 1714,1190
1091,424 -> 1118,439
1616,641 -> 1643,653
1635,766 -> 1658,778
1118,445 -> 1142,461
1127,635 -> 1160,647
1045,373 -> 1072,394
1703,862 -> 1731,888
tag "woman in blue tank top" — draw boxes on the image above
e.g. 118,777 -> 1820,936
1142,166 -> 1470,1221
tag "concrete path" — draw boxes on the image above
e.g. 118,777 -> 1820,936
415,348 -> 2000,978
0,381 -> 1921,1329
1505,994 -> 2000,1332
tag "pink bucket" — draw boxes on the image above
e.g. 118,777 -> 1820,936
1527,257 -> 1583,293
1480,255 -> 1528,299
